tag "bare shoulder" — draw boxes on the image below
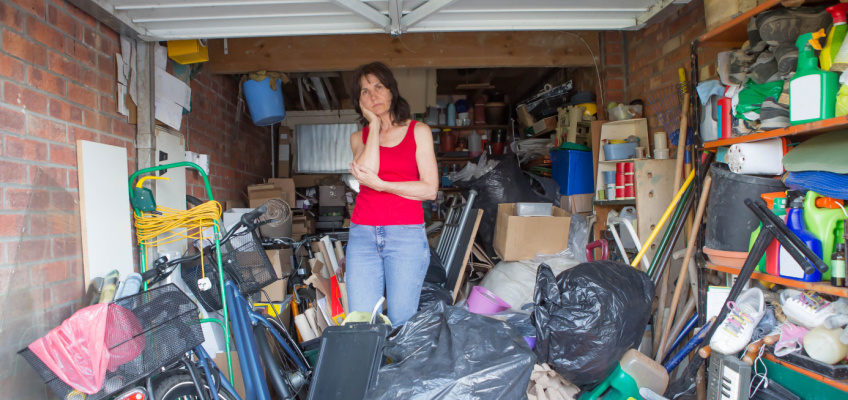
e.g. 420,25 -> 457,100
413,122 -> 433,142
350,129 -> 363,142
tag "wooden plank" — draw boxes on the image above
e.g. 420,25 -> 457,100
634,159 -> 679,264
77,140 -> 135,286
207,31 -> 599,74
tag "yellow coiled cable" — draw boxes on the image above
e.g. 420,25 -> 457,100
134,201 -> 223,280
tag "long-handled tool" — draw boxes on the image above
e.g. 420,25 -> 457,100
631,169 -> 695,268
673,68 -> 690,192
656,175 -> 712,361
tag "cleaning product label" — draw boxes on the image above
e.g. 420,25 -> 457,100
779,247 -> 806,278
790,75 -> 822,121
834,259 -> 846,278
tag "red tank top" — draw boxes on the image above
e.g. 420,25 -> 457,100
351,121 -> 424,226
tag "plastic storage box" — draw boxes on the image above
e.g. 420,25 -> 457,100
550,149 -> 593,195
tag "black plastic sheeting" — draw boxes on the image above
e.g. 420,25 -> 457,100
532,261 -> 654,389
367,302 -> 536,399
424,247 -> 447,285
417,282 -> 453,311
453,156 -> 548,257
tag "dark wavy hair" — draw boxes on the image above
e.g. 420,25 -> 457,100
349,62 -> 411,127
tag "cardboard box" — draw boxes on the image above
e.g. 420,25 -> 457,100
292,213 -> 316,235
318,185 -> 346,207
247,183 -> 282,208
292,174 -> 338,188
213,350 -> 248,399
493,203 -> 571,261
530,115 -> 557,135
266,178 -> 296,207
561,194 -> 593,214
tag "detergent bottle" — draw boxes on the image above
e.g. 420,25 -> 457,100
751,192 -> 787,274
791,29 -> 839,125
804,191 -> 847,280
775,192 -> 823,282
822,4 -> 848,71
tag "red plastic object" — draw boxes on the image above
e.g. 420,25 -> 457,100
491,142 -> 505,155
586,239 -> 609,261
330,278 -> 344,318
718,97 -> 732,139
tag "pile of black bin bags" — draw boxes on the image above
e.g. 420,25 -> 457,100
368,260 -> 653,398
533,261 -> 655,389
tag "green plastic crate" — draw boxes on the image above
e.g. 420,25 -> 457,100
756,358 -> 848,399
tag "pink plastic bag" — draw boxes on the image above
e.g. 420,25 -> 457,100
28,303 -> 145,394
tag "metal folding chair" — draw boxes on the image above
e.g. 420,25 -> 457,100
435,189 -> 478,280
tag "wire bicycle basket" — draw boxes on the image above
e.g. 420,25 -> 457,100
19,284 -> 204,400
182,229 -> 278,312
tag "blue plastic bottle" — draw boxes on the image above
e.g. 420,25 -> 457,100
447,102 -> 457,127
778,195 -> 824,282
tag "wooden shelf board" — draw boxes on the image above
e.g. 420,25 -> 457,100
706,263 -> 848,298
699,0 -> 780,48
700,116 -> 848,149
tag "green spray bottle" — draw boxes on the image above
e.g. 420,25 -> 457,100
791,29 -> 839,125
804,191 -> 847,280
821,4 -> 848,71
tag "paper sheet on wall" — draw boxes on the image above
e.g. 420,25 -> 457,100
155,98 -> 183,130
129,41 -> 137,104
279,144 -> 290,161
116,84 -> 129,116
155,68 -> 191,110
115,54 -> 127,85
154,43 -> 168,71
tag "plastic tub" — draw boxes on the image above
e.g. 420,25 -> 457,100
603,142 -> 638,161
609,104 -> 634,121
243,77 -> 286,126
551,149 -> 593,195
705,163 -> 786,252
468,286 -> 511,315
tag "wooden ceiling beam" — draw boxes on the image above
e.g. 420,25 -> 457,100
207,31 -> 599,74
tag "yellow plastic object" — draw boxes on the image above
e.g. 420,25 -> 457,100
630,169 -> 695,268
809,29 -> 826,51
577,102 -> 597,117
255,302 -> 289,318
167,40 -> 209,64
136,175 -> 170,188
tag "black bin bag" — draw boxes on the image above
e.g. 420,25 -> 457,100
532,261 -> 654,389
366,302 -> 536,400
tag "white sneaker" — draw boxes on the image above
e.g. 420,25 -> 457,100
710,288 -> 766,355
780,289 -> 835,329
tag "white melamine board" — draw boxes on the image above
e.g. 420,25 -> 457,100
77,140 -> 134,285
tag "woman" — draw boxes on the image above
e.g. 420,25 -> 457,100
346,62 -> 439,327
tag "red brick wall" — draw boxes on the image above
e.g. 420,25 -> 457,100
184,72 -> 270,202
0,1 -> 270,397
625,0 -> 716,132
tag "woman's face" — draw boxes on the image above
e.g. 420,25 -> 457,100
359,74 -> 393,115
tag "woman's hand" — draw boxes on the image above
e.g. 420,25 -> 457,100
349,161 -> 386,191
361,105 -> 380,131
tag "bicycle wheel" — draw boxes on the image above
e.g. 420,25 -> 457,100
154,374 -> 236,400
254,319 -> 310,400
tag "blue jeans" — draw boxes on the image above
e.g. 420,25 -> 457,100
345,223 -> 429,327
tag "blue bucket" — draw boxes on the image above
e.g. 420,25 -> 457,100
243,77 -> 285,126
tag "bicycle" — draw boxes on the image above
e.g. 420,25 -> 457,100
161,205 -> 313,400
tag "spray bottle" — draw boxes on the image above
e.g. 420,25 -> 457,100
775,191 -> 823,282
791,29 -> 839,125
822,4 -> 848,71
804,191 -> 848,281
